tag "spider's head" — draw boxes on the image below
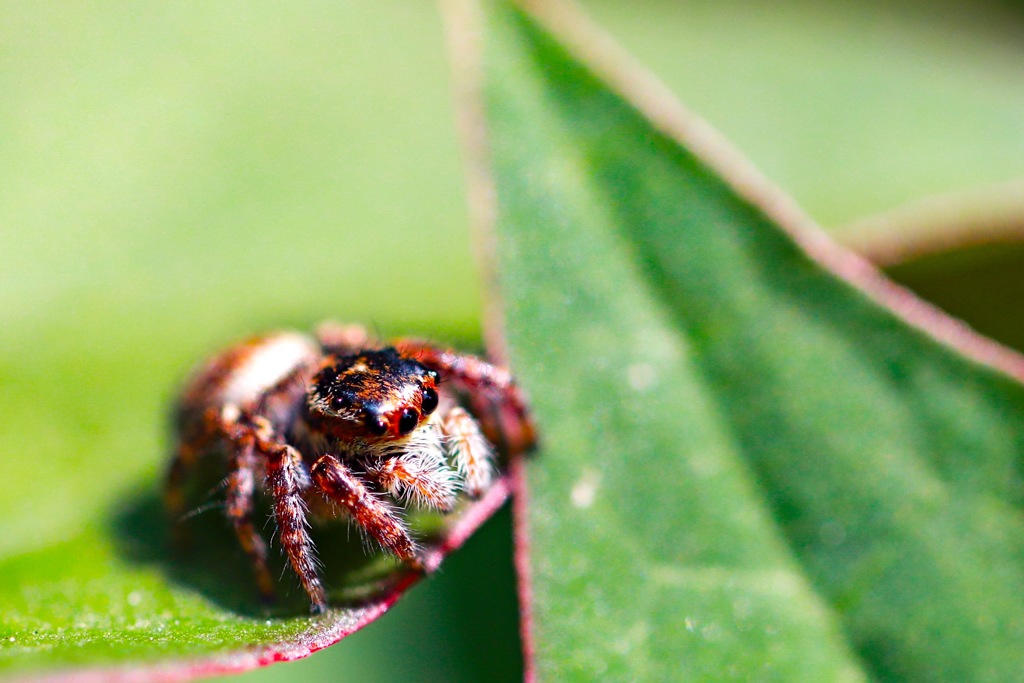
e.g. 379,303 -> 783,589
308,347 -> 440,440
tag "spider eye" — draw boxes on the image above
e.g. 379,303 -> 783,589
421,387 -> 439,415
426,368 -> 440,382
331,395 -> 351,411
364,411 -> 388,436
398,408 -> 419,435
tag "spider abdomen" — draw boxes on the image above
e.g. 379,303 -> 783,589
176,332 -> 318,430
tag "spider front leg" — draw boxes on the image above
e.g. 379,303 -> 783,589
439,407 -> 495,498
169,405 -> 315,609
265,442 -> 327,614
395,340 -> 537,455
310,455 -> 421,568
365,453 -> 459,512
363,423 -> 459,511
233,362 -> 331,612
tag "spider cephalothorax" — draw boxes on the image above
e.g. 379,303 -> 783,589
166,323 -> 535,614
306,348 -> 441,441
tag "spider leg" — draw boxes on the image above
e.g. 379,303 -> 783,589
310,454 -> 421,568
165,405 -> 236,541
165,443 -> 197,531
265,442 -> 327,614
439,406 -> 495,498
365,449 -> 459,512
394,340 -> 537,455
315,321 -> 372,356
226,438 -> 274,603
226,390 -> 329,613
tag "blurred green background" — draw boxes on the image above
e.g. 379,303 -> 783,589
0,0 -> 1021,680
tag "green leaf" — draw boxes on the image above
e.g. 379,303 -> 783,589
459,0 -> 1024,679
0,426 -> 510,679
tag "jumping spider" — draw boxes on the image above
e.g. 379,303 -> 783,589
166,322 -> 535,614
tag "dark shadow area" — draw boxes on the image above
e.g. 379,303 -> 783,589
110,479 -> 428,618
433,503 -> 524,682
886,241 -> 1024,354
225,499 -> 525,683
109,477 -> 524,680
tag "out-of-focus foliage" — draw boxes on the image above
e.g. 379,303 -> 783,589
0,0 -> 1021,680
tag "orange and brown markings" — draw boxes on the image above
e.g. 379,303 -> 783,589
307,348 -> 440,439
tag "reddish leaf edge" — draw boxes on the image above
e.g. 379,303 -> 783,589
438,2 -> 537,680
11,478 -> 511,683
501,0 -> 1024,383
440,0 -> 1024,681
508,453 -> 536,683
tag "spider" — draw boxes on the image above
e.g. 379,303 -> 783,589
166,322 -> 535,614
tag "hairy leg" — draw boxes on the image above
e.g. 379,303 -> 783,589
365,451 -> 459,512
393,340 -> 537,455
164,443 -> 197,531
439,406 -> 495,498
266,443 -> 327,614
315,322 -> 372,356
165,405 -> 238,540
310,455 -> 421,567
226,440 -> 274,603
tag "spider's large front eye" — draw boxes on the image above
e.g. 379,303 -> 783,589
421,387 -> 439,415
398,408 -> 419,435
365,411 -> 388,436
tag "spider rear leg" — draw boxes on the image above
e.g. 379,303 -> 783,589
310,455 -> 421,569
395,340 -> 538,455
165,406 -> 235,544
315,321 -> 371,356
266,443 -> 327,614
226,441 -> 275,603
164,443 -> 197,534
